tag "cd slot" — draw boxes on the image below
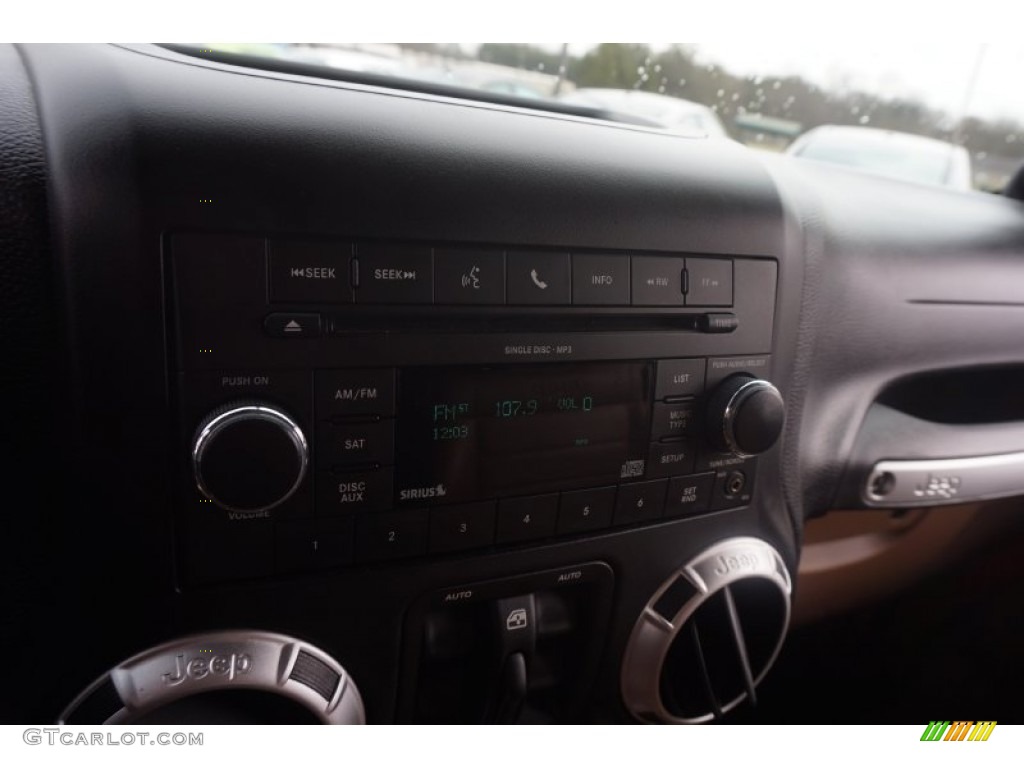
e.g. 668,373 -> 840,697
329,311 -> 736,335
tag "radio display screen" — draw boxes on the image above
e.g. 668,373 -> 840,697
396,362 -> 653,504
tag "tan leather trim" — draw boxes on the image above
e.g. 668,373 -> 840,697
794,500 -> 1023,625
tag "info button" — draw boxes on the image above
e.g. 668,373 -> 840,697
572,254 -> 629,305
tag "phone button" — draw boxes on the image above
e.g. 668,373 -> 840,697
506,251 -> 571,305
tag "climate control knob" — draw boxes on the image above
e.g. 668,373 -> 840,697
192,402 -> 309,512
706,375 -> 785,457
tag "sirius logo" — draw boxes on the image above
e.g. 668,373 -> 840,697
399,483 -> 447,501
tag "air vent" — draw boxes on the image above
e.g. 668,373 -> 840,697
289,649 -> 341,702
58,630 -> 365,725
621,537 -> 791,724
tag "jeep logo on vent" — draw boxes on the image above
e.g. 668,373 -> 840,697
162,652 -> 253,687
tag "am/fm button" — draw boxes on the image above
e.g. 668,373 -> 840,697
315,369 -> 396,418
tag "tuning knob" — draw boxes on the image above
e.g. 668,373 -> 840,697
192,402 -> 309,512
706,375 -> 785,457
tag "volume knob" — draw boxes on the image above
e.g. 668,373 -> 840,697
192,402 -> 309,512
706,375 -> 785,458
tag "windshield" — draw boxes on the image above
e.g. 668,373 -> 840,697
187,43 -> 1024,192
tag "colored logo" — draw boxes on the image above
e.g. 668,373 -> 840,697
920,721 -> 996,741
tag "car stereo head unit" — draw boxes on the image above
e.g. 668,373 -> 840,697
169,233 -> 781,586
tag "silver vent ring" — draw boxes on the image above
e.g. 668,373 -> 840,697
58,630 -> 365,725
621,537 -> 792,724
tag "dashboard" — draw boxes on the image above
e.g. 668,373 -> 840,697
3,43 -> 1024,725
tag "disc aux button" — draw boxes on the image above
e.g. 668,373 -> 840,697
316,468 -> 394,516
